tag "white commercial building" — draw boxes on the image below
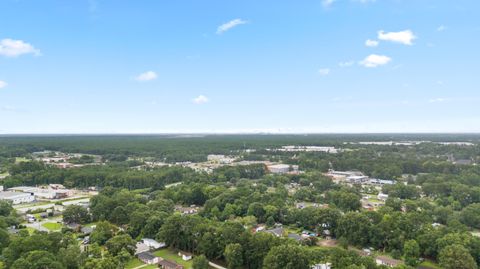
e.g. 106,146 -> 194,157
267,164 -> 298,174
0,191 -> 35,204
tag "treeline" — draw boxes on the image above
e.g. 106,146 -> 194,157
3,164 -> 201,189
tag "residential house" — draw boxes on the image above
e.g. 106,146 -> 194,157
141,238 -> 166,250
137,252 -> 159,265
178,251 -> 192,261
159,259 -> 184,269
288,233 -> 303,242
266,227 -> 284,237
375,256 -> 402,267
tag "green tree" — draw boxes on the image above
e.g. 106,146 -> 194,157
90,221 -> 117,245
224,243 -> 243,269
105,234 -> 136,256
62,205 -> 90,224
403,239 -> 420,266
192,255 -> 210,269
460,203 -> 480,229
438,244 -> 478,269
263,245 -> 309,269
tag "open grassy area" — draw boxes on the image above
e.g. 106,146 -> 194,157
153,248 -> 193,268
419,260 -> 442,269
125,258 -> 143,269
42,222 -> 63,231
125,258 -> 159,269
15,157 -> 30,163
0,171 -> 9,177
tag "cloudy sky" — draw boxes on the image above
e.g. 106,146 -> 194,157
0,0 -> 479,133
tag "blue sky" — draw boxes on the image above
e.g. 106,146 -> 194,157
0,0 -> 479,133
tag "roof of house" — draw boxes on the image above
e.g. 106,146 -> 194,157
159,259 -> 182,268
266,227 -> 284,237
178,251 -> 192,256
288,233 -> 302,241
376,255 -> 402,265
137,251 -> 157,261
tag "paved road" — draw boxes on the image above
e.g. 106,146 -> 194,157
15,198 -> 90,214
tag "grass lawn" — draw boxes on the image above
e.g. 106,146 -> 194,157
125,258 -> 144,269
419,260 -> 442,269
42,222 -> 63,231
153,248 -> 192,268
15,157 -> 30,163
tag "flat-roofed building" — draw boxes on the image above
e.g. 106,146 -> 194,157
0,191 -> 34,204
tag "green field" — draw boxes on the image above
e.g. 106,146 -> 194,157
15,157 -> 30,163
125,258 -> 157,269
419,260 -> 442,269
153,249 -> 193,268
125,258 -> 143,269
42,222 -> 63,231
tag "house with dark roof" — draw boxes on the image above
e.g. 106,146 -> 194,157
159,259 -> 184,269
266,227 -> 284,237
137,251 -> 159,264
288,233 -> 303,242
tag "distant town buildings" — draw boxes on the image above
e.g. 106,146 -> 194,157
274,146 -> 339,153
207,154 -> 236,164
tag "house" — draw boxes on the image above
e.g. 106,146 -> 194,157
137,251 -> 159,264
135,242 -> 150,255
266,227 -> 284,237
0,191 -> 35,204
377,193 -> 389,201
288,233 -> 303,242
159,259 -> 184,269
141,238 -> 166,250
375,256 -> 402,267
312,263 -> 332,269
178,251 -> 193,261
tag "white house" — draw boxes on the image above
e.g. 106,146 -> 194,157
178,251 -> 192,261
377,193 -> 389,201
141,238 -> 166,250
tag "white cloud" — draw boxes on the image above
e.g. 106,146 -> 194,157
378,30 -> 416,45
338,61 -> 355,67
322,0 -> 337,7
216,19 -> 248,34
359,54 -> 391,67
193,95 -> 209,104
318,68 -> 330,76
365,39 -> 379,47
437,25 -> 446,32
134,71 -> 157,82
0,80 -> 7,89
429,98 -> 447,103
355,0 -> 376,3
0,38 -> 41,57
